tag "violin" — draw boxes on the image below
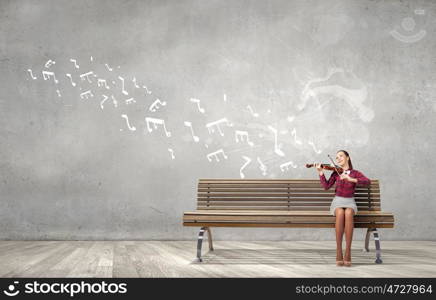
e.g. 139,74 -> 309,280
305,163 -> 345,174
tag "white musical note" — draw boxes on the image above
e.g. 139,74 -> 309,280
257,157 -> 267,176
287,115 -> 295,122
184,121 -> 200,142
145,117 -> 171,137
97,78 -> 110,89
206,149 -> 228,162
118,76 -> 128,95
235,130 -> 254,146
121,114 -> 136,131
190,98 -> 205,114
143,85 -> 152,94
44,59 -> 55,68
42,71 -> 59,84
111,95 -> 118,108
291,128 -> 303,145
125,98 -> 136,105
70,58 -> 79,69
149,99 -> 167,112
168,148 -> 175,160
223,93 -> 227,102
132,77 -> 140,88
56,90 -> 61,97
239,156 -> 252,179
268,125 -> 285,157
65,73 -> 76,86
246,105 -> 259,117
100,94 -> 108,110
308,141 -> 322,154
206,118 -> 233,136
280,161 -> 298,172
105,63 -> 113,71
80,71 -> 94,83
90,56 -> 93,62
80,90 -> 94,100
27,69 -> 37,80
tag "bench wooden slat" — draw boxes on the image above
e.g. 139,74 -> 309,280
183,222 -> 394,228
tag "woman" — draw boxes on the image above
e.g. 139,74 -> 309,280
315,150 -> 370,267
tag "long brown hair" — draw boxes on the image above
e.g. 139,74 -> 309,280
337,150 -> 353,170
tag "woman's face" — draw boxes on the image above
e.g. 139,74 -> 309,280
336,151 -> 349,167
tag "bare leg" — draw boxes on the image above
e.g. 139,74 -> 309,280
344,208 -> 355,262
335,208 -> 345,261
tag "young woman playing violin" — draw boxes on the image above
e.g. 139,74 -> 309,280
308,150 -> 370,267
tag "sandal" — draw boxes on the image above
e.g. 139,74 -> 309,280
336,260 -> 344,266
343,260 -> 352,267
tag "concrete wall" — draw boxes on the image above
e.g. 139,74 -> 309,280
1,0 -> 435,240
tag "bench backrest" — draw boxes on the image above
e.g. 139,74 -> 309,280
197,179 -> 380,211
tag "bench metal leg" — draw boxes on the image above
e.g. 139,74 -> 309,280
196,227 -> 213,262
363,228 -> 383,264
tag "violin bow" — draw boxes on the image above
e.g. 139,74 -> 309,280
327,154 -> 342,176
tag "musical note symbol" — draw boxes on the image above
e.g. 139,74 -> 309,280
121,114 -> 136,131
100,94 -> 108,110
132,77 -> 140,88
168,148 -> 175,160
190,98 -> 205,114
105,63 -> 113,71
42,71 -> 59,84
143,85 -> 152,94
80,71 -> 94,83
184,121 -> 200,142
27,69 -> 37,80
280,161 -> 298,172
239,156 -> 252,179
56,89 -> 61,97
44,59 -> 55,68
80,90 -> 94,100
125,98 -> 136,105
70,58 -> 79,69
65,73 -> 76,86
118,76 -> 128,95
235,130 -> 254,146
111,95 -> 118,108
145,117 -> 171,137
246,105 -> 259,117
308,141 -> 322,154
257,157 -> 267,176
149,99 -> 167,112
90,56 -> 93,62
206,149 -> 228,162
287,115 -> 295,122
291,128 -> 303,145
223,93 -> 227,102
206,118 -> 233,136
97,78 -> 110,89
268,125 -> 285,157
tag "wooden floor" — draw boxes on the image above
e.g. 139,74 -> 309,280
0,241 -> 435,277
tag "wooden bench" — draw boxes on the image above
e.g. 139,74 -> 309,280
183,179 -> 394,263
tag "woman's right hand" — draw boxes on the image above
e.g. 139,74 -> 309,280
315,163 -> 323,175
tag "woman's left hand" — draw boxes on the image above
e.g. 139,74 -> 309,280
340,174 -> 352,182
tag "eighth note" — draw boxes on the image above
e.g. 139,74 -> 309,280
105,63 -> 113,71
184,121 -> 200,142
100,94 -> 108,110
42,71 -> 59,84
168,148 -> 175,160
190,98 -> 205,114
268,125 -> 285,157
308,141 -> 322,154
149,99 -> 167,112
239,156 -> 252,179
246,105 -> 259,117
65,73 -> 76,86
70,58 -> 79,69
44,59 -> 55,68
132,77 -> 140,88
118,76 -> 128,95
121,114 -> 136,131
27,69 -> 37,80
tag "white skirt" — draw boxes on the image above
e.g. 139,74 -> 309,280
330,195 -> 357,216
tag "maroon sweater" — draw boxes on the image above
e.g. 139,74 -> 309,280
319,169 -> 371,198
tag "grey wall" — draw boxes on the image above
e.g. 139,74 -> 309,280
1,0 -> 435,240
